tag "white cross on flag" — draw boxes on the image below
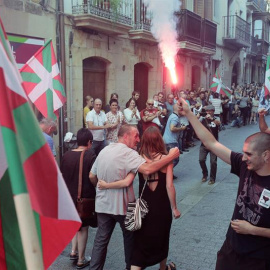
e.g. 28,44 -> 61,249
20,40 -> 66,119
210,70 -> 232,98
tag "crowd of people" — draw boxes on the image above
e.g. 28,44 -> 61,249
49,82 -> 270,270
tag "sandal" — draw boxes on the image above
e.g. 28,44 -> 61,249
69,251 -> 78,261
166,262 -> 176,270
76,257 -> 91,269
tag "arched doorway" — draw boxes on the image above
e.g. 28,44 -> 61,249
191,65 -> 201,90
231,62 -> 238,86
83,57 -> 107,104
134,62 -> 150,111
251,64 -> 255,83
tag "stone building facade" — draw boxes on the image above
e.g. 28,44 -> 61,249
177,0 -> 269,91
1,0 -> 270,155
64,0 -> 163,131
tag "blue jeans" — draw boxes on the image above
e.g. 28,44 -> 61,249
166,143 -> 179,167
91,140 -> 106,156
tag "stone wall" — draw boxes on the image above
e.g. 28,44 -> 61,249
64,21 -> 163,133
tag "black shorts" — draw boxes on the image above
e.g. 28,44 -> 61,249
216,239 -> 270,270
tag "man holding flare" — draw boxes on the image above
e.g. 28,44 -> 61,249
178,97 -> 270,270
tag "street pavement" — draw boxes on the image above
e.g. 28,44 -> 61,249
50,120 -> 262,270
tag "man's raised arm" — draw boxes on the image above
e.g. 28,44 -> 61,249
178,97 -> 232,165
258,109 -> 270,134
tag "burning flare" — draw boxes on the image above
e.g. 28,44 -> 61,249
166,58 -> 177,85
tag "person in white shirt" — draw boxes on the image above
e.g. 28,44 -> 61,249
123,98 -> 141,126
210,93 -> 222,120
86,98 -> 111,156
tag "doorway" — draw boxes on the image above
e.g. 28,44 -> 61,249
134,63 -> 149,111
191,65 -> 201,90
231,62 -> 238,86
83,57 -> 107,105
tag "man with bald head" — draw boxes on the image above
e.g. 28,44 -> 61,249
86,98 -> 111,155
179,97 -> 270,270
140,98 -> 161,133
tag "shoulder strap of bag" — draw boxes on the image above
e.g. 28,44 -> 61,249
139,177 -> 148,200
77,150 -> 86,200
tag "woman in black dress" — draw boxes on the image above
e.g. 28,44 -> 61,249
98,126 -> 180,270
61,128 -> 96,269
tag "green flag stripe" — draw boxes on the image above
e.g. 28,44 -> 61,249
210,83 -> 218,88
0,28 -> 14,63
0,170 -> 27,270
13,102 -> 46,164
46,89 -> 57,119
53,79 -> 66,95
33,211 -> 43,255
223,90 -> 231,97
1,127 -> 27,194
21,72 -> 41,84
42,41 -> 52,72
6,35 -> 28,43
267,55 -> 270,69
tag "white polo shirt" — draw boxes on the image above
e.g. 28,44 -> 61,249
91,143 -> 146,215
86,109 -> 107,141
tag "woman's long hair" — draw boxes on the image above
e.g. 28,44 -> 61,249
139,126 -> 167,160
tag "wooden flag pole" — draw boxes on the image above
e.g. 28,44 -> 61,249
14,194 -> 44,269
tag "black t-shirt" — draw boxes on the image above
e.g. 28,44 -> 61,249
200,117 -> 219,146
226,152 -> 270,259
60,149 -> 96,204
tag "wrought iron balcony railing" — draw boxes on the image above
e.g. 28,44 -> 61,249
175,9 -> 217,50
223,15 -> 251,47
72,0 -> 133,26
133,2 -> 152,31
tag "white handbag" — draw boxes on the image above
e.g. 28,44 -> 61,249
124,179 -> 149,231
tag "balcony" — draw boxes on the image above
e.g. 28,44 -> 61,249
71,0 -> 133,36
129,2 -> 156,44
175,9 -> 217,56
246,0 -> 267,12
248,36 -> 269,60
223,15 -> 251,48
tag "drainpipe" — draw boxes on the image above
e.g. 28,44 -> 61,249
69,31 -> 74,132
56,0 -> 67,161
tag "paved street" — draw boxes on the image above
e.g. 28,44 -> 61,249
50,121 -> 262,270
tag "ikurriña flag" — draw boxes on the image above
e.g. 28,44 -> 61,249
0,17 -> 81,270
264,54 -> 270,100
20,39 -> 66,120
210,69 -> 232,98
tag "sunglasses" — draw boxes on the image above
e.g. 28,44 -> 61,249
147,103 -> 154,105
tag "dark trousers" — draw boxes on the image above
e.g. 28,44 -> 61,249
89,213 -> 134,270
222,107 -> 229,124
229,103 -> 235,121
239,107 -> 248,125
166,143 -> 179,167
216,239 -> 270,270
91,140 -> 106,156
199,145 -> 217,181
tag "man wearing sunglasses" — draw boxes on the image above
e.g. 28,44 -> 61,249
140,98 -> 161,133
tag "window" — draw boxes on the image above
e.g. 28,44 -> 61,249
213,0 -> 219,22
254,20 -> 263,39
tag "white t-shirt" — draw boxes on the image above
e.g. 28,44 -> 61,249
123,108 -> 141,125
211,98 -> 222,115
86,109 -> 107,141
91,143 -> 146,215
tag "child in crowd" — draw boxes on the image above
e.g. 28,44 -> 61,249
143,110 -> 163,129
